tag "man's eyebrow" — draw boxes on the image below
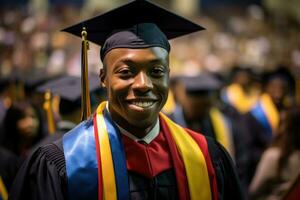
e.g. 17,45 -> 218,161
121,58 -> 166,65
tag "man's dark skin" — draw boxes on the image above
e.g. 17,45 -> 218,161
100,47 -> 170,138
264,77 -> 288,110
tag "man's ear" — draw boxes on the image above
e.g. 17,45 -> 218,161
99,68 -> 106,88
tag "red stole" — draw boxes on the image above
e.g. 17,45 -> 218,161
122,119 -> 218,200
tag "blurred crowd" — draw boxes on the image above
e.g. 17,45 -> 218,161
1,1 -> 300,200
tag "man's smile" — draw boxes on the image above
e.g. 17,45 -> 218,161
126,99 -> 158,109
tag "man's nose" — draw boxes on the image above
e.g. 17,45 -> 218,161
132,71 -> 153,92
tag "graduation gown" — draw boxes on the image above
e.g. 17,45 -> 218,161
28,120 -> 77,155
0,147 -> 20,196
9,118 -> 244,200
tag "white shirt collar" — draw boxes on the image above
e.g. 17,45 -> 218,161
106,103 -> 160,144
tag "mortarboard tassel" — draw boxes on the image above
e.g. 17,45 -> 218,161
43,90 -> 56,135
81,27 -> 91,121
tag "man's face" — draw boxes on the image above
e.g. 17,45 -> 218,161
17,107 -> 39,139
101,47 -> 169,130
265,77 -> 288,108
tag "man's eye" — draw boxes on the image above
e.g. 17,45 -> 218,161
151,67 -> 165,77
118,69 -> 133,77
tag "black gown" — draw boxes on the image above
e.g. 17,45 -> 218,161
9,136 -> 244,200
0,147 -> 20,193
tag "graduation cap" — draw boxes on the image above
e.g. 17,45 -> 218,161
37,74 -> 100,103
22,71 -> 58,94
36,74 -> 101,117
1,69 -> 58,102
178,73 -> 222,95
62,0 -> 205,60
36,74 -> 101,134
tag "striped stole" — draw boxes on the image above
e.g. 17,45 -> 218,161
251,93 -> 279,137
64,101 -> 215,200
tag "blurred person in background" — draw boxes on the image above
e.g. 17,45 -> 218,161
169,73 -> 235,154
249,106 -> 300,200
1,101 -> 44,159
221,66 -> 260,115
244,66 -> 296,186
168,73 -> 251,193
30,74 -> 105,149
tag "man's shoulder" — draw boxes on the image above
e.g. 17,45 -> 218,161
32,139 -> 65,163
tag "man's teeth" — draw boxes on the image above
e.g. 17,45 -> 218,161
131,101 -> 154,108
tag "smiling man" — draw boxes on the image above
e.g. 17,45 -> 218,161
102,47 -> 169,137
10,1 -> 244,200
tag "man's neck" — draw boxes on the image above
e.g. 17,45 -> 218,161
106,103 -> 159,139
117,118 -> 160,144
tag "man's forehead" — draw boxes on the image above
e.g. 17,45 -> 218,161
104,47 -> 169,65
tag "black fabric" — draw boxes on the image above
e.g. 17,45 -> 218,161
243,112 -> 271,185
206,136 -> 245,200
27,121 -> 75,157
128,170 -> 178,200
9,136 -> 244,200
100,23 -> 170,61
9,142 -> 67,200
0,147 -> 20,192
220,103 -> 252,193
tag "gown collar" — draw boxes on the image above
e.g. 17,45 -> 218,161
106,102 -> 160,144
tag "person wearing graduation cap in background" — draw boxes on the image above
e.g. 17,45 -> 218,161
8,69 -> 61,140
243,66 -> 296,187
168,74 -> 234,154
168,73 -> 250,192
0,100 -> 44,200
221,66 -> 260,115
0,69 -> 59,159
30,74 -> 105,150
9,1 -> 244,200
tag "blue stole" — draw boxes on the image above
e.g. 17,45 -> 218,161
62,111 -> 129,200
250,94 -> 279,138
251,101 -> 273,137
62,118 -> 98,200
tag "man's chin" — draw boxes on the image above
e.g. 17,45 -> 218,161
126,114 -> 157,129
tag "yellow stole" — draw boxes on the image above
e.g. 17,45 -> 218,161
209,107 -> 234,156
95,101 -> 212,200
260,93 -> 280,133
226,84 -> 258,113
